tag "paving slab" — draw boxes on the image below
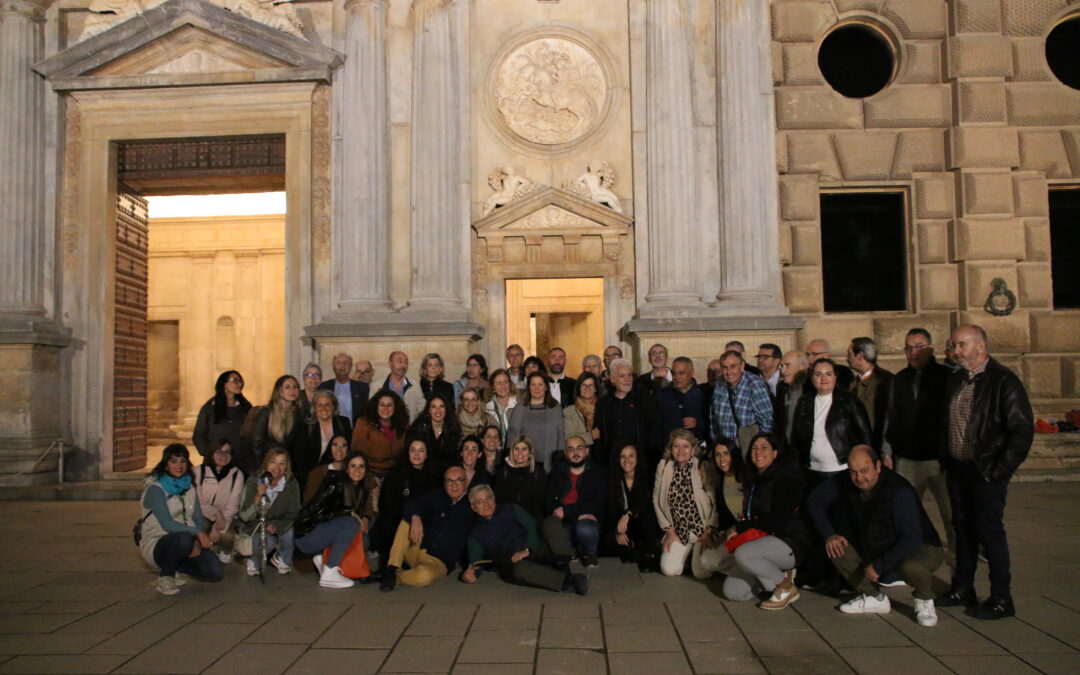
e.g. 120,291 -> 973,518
381,636 -> 462,673
0,654 -> 130,674
313,603 -> 420,650
457,629 -> 537,664
1014,651 -> 1080,674
880,610 -> 1005,656
285,648 -> 386,674
451,664 -> 532,675
538,616 -> 603,650
758,654 -> 854,674
937,653 -> 1042,674
201,643 -> 307,675
57,600 -> 167,634
744,630 -> 834,657
838,646 -> 951,674
534,647 -> 606,674
604,621 -> 682,652
684,642 -> 766,673
0,633 -> 110,656
608,650 -> 692,674
405,604 -> 477,636
470,603 -> 541,631
114,623 -> 254,674
0,612 -> 82,634
197,602 -> 288,625
245,602 -> 348,644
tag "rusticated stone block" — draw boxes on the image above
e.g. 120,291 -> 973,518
782,43 -> 824,85
917,219 -> 950,263
1013,173 -> 1049,217
791,223 -> 821,266
776,88 -> 863,130
1061,129 -> 1080,177
955,218 -> 1026,260
864,84 -> 951,128
771,1 -> 835,42
898,40 -> 943,84
1012,37 -> 1052,82
1006,83 -> 1080,127
1022,356 -> 1063,398
874,314 -> 951,354
1031,312 -> 1080,352
772,40 -> 784,85
1018,130 -> 1072,178
957,80 -> 1007,124
948,127 -> 1020,169
1066,358 -> 1080,397
1017,262 -> 1053,308
786,133 -> 843,180
1023,218 -> 1051,263
779,174 -> 820,221
918,264 -> 959,310
1002,1 -> 1063,37
834,132 -> 896,181
783,267 -> 823,314
780,223 -> 793,265
798,317 -> 875,350
961,261 -> 1017,309
961,171 -> 1014,216
957,310 -> 1031,352
914,173 -> 955,219
882,0 -> 948,39
953,0 -> 1002,33
950,34 -> 1014,78
893,131 -> 947,178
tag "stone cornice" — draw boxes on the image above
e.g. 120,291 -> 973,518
0,0 -> 47,21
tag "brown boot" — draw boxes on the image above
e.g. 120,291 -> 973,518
759,577 -> 800,610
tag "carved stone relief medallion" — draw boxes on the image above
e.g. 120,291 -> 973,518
487,29 -> 614,155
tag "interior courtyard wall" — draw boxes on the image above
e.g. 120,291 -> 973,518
771,0 -> 1080,414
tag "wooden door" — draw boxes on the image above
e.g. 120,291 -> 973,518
113,184 -> 149,472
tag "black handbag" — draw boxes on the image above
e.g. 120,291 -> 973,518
132,512 -> 151,546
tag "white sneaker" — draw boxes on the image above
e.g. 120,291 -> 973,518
839,593 -> 891,614
312,553 -> 325,576
319,565 -> 355,589
246,558 -> 259,576
173,573 -> 187,586
156,576 -> 180,596
216,550 -> 232,565
269,553 -> 291,575
915,598 -> 938,627
879,578 -> 907,588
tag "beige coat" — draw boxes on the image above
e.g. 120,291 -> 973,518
652,456 -> 718,532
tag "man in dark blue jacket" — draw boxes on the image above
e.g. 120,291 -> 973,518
542,437 -> 606,568
656,357 -> 706,442
461,485 -> 588,595
380,466 -> 473,591
807,445 -> 944,627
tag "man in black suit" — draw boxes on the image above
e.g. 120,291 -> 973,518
318,352 -> 369,424
547,347 -> 576,408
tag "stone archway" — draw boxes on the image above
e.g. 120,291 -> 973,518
472,187 -> 635,362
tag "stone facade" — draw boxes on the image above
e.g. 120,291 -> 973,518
0,0 -> 1077,481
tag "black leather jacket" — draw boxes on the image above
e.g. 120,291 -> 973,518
294,470 -> 373,537
941,357 -> 1033,483
791,388 -> 873,468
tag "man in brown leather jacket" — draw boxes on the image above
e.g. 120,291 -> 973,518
937,325 -> 1033,620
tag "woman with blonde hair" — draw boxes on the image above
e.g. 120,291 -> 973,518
249,375 -> 304,471
237,446 -> 301,577
456,386 -> 498,437
653,429 -> 718,578
294,389 -> 351,490
493,435 -> 547,522
484,369 -> 518,443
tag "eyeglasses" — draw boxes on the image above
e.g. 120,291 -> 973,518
567,445 -> 587,452
470,494 -> 494,506
904,344 -> 930,352
755,354 -> 777,360
331,442 -> 349,449
303,372 -> 321,378
807,351 -> 827,359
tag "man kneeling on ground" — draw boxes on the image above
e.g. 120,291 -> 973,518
461,484 -> 589,595
807,445 -> 944,627
380,466 -> 474,591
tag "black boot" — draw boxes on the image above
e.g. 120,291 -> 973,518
380,565 -> 398,592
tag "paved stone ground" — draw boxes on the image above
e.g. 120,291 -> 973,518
0,483 -> 1076,674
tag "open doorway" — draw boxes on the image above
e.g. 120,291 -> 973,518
112,135 -> 286,472
505,278 -> 604,376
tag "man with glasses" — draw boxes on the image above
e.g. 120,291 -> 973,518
461,485 -> 589,595
542,436 -> 606,568
352,359 -> 374,384
637,343 -> 673,394
755,343 -> 783,396
380,466 -> 474,591
882,328 -> 954,566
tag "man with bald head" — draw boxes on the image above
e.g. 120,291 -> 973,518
318,352 -> 369,424
938,325 -> 1033,620
380,351 -> 425,421
807,445 -> 944,626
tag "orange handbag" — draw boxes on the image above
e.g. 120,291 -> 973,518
325,529 -> 370,579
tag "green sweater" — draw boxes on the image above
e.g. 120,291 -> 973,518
237,474 -> 301,535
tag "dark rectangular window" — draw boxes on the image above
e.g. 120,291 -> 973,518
820,192 -> 907,312
1050,188 -> 1080,309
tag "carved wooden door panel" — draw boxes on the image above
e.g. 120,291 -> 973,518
113,183 -> 149,472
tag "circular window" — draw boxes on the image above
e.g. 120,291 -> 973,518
1046,17 -> 1080,90
818,24 -> 896,98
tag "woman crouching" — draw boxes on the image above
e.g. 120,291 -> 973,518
138,444 -> 223,595
295,452 -> 376,588
237,446 -> 300,576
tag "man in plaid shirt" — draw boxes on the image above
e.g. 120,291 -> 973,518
710,350 -> 774,445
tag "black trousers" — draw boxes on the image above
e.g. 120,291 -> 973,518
947,459 -> 1011,600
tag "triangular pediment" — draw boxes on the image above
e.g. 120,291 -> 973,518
34,0 -> 341,92
473,186 -> 633,239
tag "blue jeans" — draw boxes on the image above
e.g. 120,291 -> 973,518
252,527 -> 295,565
152,532 -> 224,581
296,516 -> 366,568
562,518 -> 600,555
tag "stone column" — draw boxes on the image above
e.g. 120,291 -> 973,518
333,0 -> 393,313
714,0 -> 788,314
639,0 -> 706,315
0,0 -> 47,319
407,0 -> 467,317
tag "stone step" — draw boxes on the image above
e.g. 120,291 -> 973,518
0,480 -> 143,501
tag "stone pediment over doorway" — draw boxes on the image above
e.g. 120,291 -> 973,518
33,0 -> 342,92
472,186 -> 633,241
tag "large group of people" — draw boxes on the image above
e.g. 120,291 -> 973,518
144,325 -> 1033,626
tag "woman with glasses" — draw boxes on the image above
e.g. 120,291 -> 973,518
564,372 -> 600,448
294,389 -> 352,490
139,444 -> 223,596
193,438 -> 246,564
299,362 -> 323,420
484,369 -> 518,443
452,353 -> 491,405
193,370 -> 252,464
